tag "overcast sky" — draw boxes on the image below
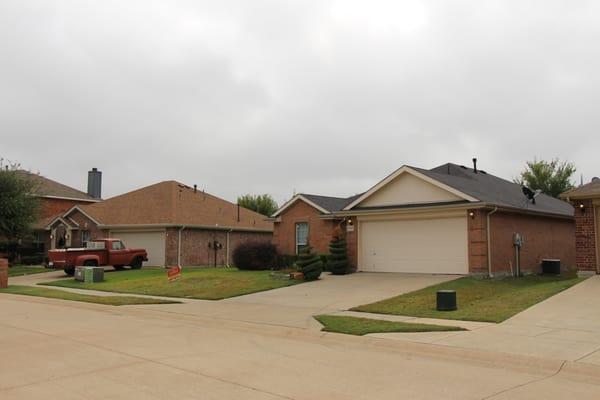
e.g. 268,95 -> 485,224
1,1 -> 599,205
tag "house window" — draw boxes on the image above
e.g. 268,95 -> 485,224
82,230 -> 91,247
295,222 -> 309,254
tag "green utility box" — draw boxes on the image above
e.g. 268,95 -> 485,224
75,266 -> 104,283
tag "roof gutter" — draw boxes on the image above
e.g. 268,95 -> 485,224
328,202 -> 573,220
98,223 -> 273,233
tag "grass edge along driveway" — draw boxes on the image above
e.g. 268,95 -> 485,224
314,315 -> 465,336
351,274 -> 584,323
40,267 -> 299,300
0,285 -> 180,306
8,265 -> 48,277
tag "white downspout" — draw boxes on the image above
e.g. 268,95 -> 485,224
178,226 -> 186,267
226,229 -> 233,267
487,207 -> 498,278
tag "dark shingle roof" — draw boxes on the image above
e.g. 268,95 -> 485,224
16,170 -> 96,201
412,163 -> 573,217
561,179 -> 600,199
301,193 -> 362,213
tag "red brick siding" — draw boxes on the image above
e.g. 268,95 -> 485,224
272,200 -> 339,256
67,210 -> 109,248
468,209 -> 489,274
38,198 -> 94,219
346,220 -> 358,271
571,199 -> 597,272
487,211 -> 575,275
165,228 -> 272,266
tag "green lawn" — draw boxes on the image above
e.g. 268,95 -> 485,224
8,265 -> 49,277
0,285 -> 179,306
314,315 -> 465,336
352,274 -> 584,323
40,268 -> 299,300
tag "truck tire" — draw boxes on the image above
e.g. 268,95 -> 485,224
113,265 -> 125,271
64,266 -> 75,276
129,257 -> 143,270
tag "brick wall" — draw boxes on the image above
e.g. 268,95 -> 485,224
468,209 -> 488,274
488,211 -> 575,275
571,199 -> 597,272
165,228 -> 272,266
272,200 -> 339,256
67,210 -> 109,247
38,198 -> 94,219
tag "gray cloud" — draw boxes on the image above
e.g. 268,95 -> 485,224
1,0 -> 599,205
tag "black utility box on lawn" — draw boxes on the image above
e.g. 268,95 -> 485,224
542,259 -> 561,274
436,290 -> 457,311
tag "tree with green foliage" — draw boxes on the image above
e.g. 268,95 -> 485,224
328,227 -> 349,275
0,160 -> 40,261
296,245 -> 323,281
237,194 -> 279,217
515,159 -> 576,198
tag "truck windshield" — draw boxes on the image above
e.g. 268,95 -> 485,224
86,241 -> 106,250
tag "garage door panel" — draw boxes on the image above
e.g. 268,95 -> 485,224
112,231 -> 166,267
360,216 -> 468,274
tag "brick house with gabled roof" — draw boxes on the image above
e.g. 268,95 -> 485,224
560,178 -> 600,274
15,170 -> 101,256
46,181 -> 273,266
272,160 -> 575,276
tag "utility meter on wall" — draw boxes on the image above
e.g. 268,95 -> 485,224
513,233 -> 524,248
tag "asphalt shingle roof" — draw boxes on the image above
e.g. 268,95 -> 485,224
412,163 -> 573,217
301,193 -> 363,213
17,170 -> 96,201
80,181 -> 273,231
561,179 -> 600,199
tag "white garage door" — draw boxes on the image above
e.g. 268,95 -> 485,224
360,215 -> 468,274
111,231 -> 166,267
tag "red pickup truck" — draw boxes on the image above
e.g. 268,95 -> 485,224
47,238 -> 148,276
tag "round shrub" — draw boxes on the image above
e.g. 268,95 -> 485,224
232,242 -> 277,270
296,246 -> 323,281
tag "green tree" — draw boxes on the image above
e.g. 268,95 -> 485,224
515,159 -> 576,198
237,194 -> 278,217
296,245 -> 323,281
0,160 -> 40,261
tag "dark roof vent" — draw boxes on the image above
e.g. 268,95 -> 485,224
472,158 -> 478,174
592,177 -> 600,183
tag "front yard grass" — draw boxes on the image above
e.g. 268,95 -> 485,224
40,267 -> 299,300
314,315 -> 465,336
8,265 -> 48,277
0,285 -> 179,306
352,274 -> 584,323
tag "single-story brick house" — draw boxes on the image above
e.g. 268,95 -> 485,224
561,178 -> 600,274
272,161 -> 575,276
44,181 -> 273,266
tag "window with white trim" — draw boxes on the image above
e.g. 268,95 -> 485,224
295,222 -> 309,254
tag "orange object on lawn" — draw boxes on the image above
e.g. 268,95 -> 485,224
167,266 -> 182,283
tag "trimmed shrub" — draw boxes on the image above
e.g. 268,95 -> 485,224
232,242 -> 277,270
296,246 -> 323,281
328,237 -> 349,275
275,254 -> 297,269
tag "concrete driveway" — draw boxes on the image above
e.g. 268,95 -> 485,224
138,272 -> 458,329
10,269 -> 458,330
